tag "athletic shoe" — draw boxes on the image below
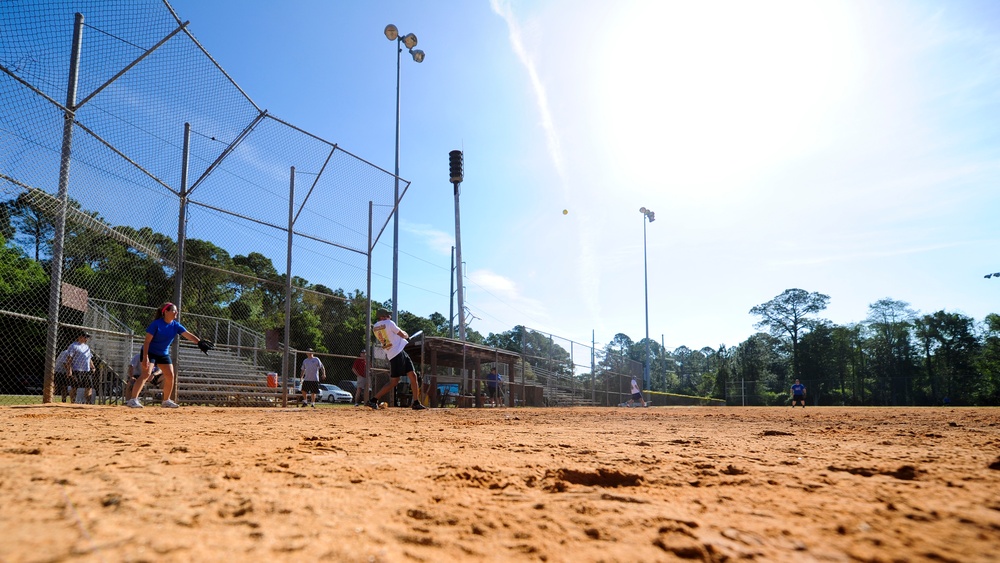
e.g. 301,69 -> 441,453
411,401 -> 426,411
126,398 -> 143,409
368,398 -> 379,410
310,403 -> 316,408
161,399 -> 179,408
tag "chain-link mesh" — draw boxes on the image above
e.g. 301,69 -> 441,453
0,1 -> 403,405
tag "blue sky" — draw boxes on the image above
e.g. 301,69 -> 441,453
165,0 -> 1000,351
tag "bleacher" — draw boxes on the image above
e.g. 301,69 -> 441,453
173,342 -> 295,406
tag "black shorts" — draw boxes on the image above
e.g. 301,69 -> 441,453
487,385 -> 499,397
793,394 -> 804,402
74,371 -> 95,388
301,380 -> 320,394
55,372 -> 71,391
388,351 -> 417,380
146,351 -> 172,365
631,392 -> 643,401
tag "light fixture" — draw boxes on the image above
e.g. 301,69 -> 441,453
384,24 -> 427,323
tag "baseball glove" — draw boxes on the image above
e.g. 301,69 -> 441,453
197,339 -> 215,354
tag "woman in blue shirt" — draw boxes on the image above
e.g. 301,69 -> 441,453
126,302 -> 212,408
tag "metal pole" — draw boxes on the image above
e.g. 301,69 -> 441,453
448,245 -> 455,382
43,12 -> 84,404
282,167 -> 295,407
449,246 -> 455,339
171,122 -> 190,403
643,216 -> 650,390
591,329 -> 596,403
661,333 -> 666,392
392,38 -> 401,323
454,182 -> 466,343
365,201 -> 373,404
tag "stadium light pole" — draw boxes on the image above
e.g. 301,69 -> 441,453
449,150 -> 466,343
640,207 -> 655,391
385,24 -> 425,323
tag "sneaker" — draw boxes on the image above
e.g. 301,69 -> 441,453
161,399 -> 180,409
310,403 -> 316,408
126,398 -> 143,409
368,398 -> 379,410
411,401 -> 426,411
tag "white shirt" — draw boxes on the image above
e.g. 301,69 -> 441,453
373,319 -> 407,360
301,357 -> 324,382
630,378 -> 641,395
66,341 -> 93,371
54,349 -> 70,373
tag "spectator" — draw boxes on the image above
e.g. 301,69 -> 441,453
486,366 -> 501,407
66,332 -> 95,404
352,350 -> 367,406
299,349 -> 325,407
53,348 -> 72,403
124,351 -> 162,405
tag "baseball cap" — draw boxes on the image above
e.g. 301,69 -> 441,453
81,332 -> 91,338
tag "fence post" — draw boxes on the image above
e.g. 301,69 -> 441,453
170,122 -> 190,402
281,166 -> 295,407
43,12 -> 84,404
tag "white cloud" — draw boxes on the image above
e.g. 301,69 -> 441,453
402,222 -> 453,256
489,0 -> 564,182
465,268 -> 549,330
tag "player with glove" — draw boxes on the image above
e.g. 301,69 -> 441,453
125,301 -> 211,409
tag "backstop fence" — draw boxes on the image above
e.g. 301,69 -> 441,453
0,0 -> 405,405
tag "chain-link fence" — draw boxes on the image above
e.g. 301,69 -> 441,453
0,1 -> 404,405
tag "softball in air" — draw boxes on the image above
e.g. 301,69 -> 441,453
562,209 -> 568,215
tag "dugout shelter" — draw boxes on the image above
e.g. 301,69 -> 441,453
404,336 -> 540,407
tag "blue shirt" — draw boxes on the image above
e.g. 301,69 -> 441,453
486,372 -> 499,389
791,383 -> 805,396
145,318 -> 187,356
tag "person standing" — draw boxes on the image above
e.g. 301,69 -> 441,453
127,302 -> 213,409
351,350 -> 367,406
299,349 -> 325,407
791,379 -> 807,408
53,347 -> 72,403
124,351 -> 162,405
627,376 -> 646,407
66,332 -> 95,404
486,366 -> 501,407
370,308 -> 425,410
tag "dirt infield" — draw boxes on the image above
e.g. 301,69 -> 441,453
1,405 -> 998,562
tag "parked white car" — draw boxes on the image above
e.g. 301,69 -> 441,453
318,383 -> 352,403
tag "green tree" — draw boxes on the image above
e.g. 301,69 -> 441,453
0,236 -> 49,392
864,298 -> 917,405
749,288 -> 830,385
976,314 -> 1000,404
914,311 -> 979,404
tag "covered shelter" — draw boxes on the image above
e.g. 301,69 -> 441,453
404,336 -> 542,407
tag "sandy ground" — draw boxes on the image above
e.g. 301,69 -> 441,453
1,405 -> 998,563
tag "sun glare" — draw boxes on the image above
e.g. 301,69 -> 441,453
595,1 -> 860,203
